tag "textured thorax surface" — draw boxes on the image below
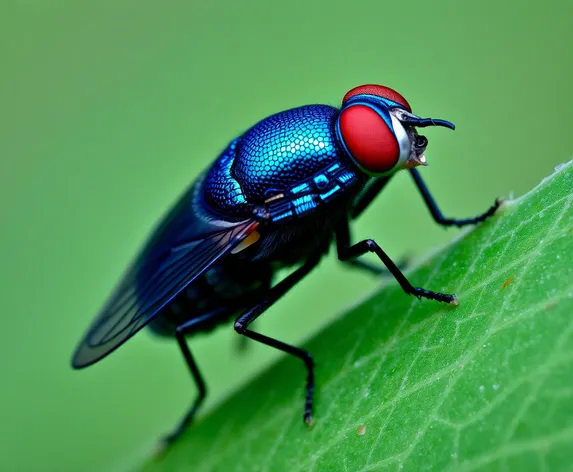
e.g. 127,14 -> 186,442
203,138 -> 247,213
233,105 -> 340,202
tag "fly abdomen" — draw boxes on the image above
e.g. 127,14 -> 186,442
147,258 -> 272,337
147,275 -> 216,337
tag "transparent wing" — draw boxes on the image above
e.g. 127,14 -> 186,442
72,178 -> 257,368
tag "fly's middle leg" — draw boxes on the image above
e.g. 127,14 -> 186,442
336,219 -> 410,275
336,221 -> 457,305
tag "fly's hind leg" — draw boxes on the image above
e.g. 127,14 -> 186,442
158,301 -> 251,451
156,313 -> 213,452
234,257 -> 321,425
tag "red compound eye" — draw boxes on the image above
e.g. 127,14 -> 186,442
343,84 -> 411,112
339,104 -> 399,174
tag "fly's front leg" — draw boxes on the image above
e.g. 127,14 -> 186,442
234,257 -> 320,425
336,224 -> 457,304
410,168 -> 501,227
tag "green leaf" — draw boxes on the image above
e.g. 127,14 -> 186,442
137,161 -> 573,472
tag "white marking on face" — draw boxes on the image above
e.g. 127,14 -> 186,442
390,114 -> 411,169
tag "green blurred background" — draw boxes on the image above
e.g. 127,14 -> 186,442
1,0 -> 571,470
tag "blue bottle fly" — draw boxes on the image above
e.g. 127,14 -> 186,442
72,84 -> 500,447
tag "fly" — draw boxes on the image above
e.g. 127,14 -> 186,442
71,84 -> 500,447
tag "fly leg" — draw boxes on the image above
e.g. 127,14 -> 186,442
234,257 -> 321,425
336,225 -> 457,304
336,219 -> 409,276
410,168 -> 501,227
158,302 -> 252,451
234,321 -> 254,353
157,314 -> 212,451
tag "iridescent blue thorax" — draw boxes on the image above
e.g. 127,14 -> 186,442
234,104 -> 341,200
203,105 -> 361,220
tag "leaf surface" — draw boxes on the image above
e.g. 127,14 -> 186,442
138,161 -> 573,472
